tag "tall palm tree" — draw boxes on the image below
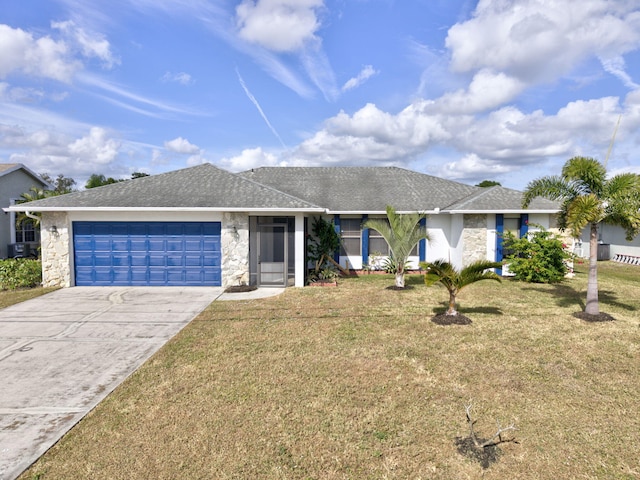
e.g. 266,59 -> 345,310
362,205 -> 430,288
420,259 -> 502,316
523,156 -> 640,316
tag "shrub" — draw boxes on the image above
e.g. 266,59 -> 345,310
503,227 -> 572,283
0,259 -> 43,290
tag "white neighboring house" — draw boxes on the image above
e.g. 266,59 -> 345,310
7,164 -> 560,288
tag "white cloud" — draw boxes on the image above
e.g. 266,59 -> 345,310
219,147 -> 283,171
0,123 -> 122,177
600,56 -> 640,89
51,20 -> 118,68
68,127 -> 120,164
446,0 -> 640,85
434,153 -> 514,182
161,71 -> 194,85
0,24 -> 79,82
235,0 -> 324,52
342,65 -> 378,92
433,69 -> 525,114
164,137 -> 201,154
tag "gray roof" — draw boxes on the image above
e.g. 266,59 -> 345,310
11,163 -> 560,214
0,163 -> 49,187
445,185 -> 560,212
240,166 -> 482,213
12,163 -> 321,211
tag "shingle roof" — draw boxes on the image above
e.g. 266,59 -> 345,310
0,163 -> 49,186
239,166 -> 482,212
445,185 -> 560,212
13,163 -> 321,211
11,163 -> 560,213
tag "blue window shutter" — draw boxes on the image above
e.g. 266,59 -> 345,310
520,214 -> 529,238
495,214 -> 504,275
419,217 -> 427,262
361,214 -> 369,266
333,215 -> 341,264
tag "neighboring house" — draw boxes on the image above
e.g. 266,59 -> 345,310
7,163 -> 560,288
0,163 -> 49,259
574,224 -> 640,261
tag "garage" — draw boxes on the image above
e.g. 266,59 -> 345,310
73,222 -> 221,286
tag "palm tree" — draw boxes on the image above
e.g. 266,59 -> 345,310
420,259 -> 502,316
15,187 -> 50,226
523,156 -> 640,316
362,205 -> 430,288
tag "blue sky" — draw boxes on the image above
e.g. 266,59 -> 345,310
1,0 -> 639,190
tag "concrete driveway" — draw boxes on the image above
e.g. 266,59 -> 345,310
0,287 -> 225,480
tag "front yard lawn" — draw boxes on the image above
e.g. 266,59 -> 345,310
22,262 -> 640,479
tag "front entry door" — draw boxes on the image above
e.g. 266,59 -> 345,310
258,224 -> 287,286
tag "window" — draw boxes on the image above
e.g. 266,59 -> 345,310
368,221 -> 419,257
339,218 -> 361,256
369,227 -> 389,256
16,218 -> 38,243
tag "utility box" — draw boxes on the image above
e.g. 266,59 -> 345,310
7,243 -> 30,258
597,243 -> 610,261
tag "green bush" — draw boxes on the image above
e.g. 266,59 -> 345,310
0,259 -> 43,290
503,227 -> 572,283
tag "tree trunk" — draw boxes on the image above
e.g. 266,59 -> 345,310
395,272 -> 405,288
585,223 -> 599,316
446,290 -> 458,316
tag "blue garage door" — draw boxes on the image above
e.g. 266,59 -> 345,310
73,222 -> 221,286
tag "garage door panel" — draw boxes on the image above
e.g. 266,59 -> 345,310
73,222 -> 222,286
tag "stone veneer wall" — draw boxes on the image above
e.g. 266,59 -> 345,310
221,212 -> 250,288
462,214 -> 488,266
40,212 -> 71,287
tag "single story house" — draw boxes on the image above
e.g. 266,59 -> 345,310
0,163 -> 50,258
7,163 -> 561,288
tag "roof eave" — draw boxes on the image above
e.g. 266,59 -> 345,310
4,206 -> 326,213
444,209 -> 560,214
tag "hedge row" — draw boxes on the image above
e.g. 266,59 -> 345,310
0,259 -> 42,290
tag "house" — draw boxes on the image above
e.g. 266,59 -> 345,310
0,163 -> 50,259
6,163 -> 560,288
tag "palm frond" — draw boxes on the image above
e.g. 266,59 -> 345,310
565,194 -> 603,237
561,156 -> 607,196
458,260 -> 502,289
362,205 -> 430,264
522,176 -> 574,207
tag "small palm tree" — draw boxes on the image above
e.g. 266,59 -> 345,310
420,259 -> 502,316
523,156 -> 640,316
362,206 -> 430,288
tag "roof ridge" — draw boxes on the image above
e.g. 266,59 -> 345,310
441,185 -> 488,210
226,167 -> 323,209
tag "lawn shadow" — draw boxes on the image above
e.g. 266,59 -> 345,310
523,283 -> 637,313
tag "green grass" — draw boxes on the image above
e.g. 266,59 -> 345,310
21,262 -> 640,479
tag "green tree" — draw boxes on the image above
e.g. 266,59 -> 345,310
362,206 -> 430,288
40,173 -> 76,194
131,172 -> 149,179
523,156 -> 640,316
307,217 -> 348,277
85,173 -> 122,189
476,180 -> 501,188
420,259 -> 502,316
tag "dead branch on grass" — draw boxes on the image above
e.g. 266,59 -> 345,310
465,403 -> 518,448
